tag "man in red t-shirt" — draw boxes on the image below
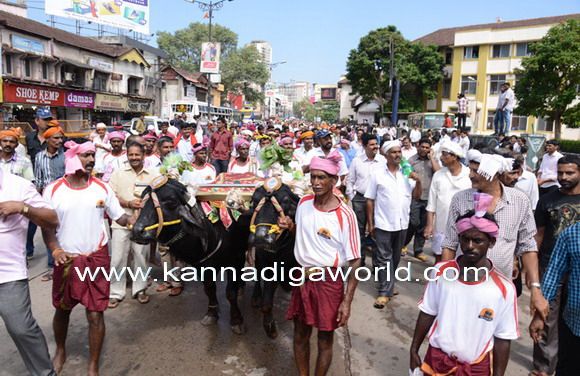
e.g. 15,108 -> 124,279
209,118 -> 233,175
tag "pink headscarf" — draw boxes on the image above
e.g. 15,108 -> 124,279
143,131 -> 158,141
456,192 -> 499,238
192,136 -> 210,155
277,136 -> 293,146
64,141 -> 96,175
234,138 -> 250,149
108,131 -> 126,141
310,150 -> 343,176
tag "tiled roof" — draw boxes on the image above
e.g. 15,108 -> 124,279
415,13 -> 580,46
0,10 -> 131,57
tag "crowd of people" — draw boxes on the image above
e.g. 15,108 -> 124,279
0,107 -> 578,376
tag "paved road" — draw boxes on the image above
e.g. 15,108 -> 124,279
1,241 -> 535,376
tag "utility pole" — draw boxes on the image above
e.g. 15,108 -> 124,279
185,0 -> 234,122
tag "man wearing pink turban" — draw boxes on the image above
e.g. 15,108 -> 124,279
98,131 -> 127,182
410,195 -> 518,376
281,150 -> 362,376
228,138 -> 254,174
41,140 -> 135,376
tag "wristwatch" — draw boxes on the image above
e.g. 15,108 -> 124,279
21,204 -> 30,216
530,282 -> 541,289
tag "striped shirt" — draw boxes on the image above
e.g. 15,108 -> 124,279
542,223 -> 580,336
34,149 -> 65,191
0,153 -> 35,181
443,187 -> 538,278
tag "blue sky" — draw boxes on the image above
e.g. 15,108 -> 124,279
28,0 -> 579,85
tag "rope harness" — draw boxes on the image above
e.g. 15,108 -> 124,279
249,195 -> 286,240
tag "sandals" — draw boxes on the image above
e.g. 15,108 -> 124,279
108,298 -> 120,309
169,286 -> 183,297
156,283 -> 171,293
416,254 -> 429,263
374,296 -> 390,309
41,272 -> 53,282
137,292 -> 150,304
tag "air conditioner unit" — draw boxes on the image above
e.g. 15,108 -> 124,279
64,72 -> 75,82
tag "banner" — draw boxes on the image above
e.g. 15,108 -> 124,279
65,91 -> 95,108
200,42 -> 220,74
45,0 -> 150,34
3,82 -> 65,106
95,93 -> 127,111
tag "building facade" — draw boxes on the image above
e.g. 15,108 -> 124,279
0,9 -> 153,132
416,14 -> 580,139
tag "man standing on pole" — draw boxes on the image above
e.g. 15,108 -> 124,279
282,151 -> 361,376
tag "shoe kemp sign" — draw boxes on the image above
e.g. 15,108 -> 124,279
3,82 -> 65,106
45,0 -> 150,34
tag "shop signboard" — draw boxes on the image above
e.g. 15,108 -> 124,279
11,35 -> 45,55
88,58 -> 114,73
65,91 -> 95,109
95,93 -> 127,111
127,98 -> 152,113
3,82 -> 65,106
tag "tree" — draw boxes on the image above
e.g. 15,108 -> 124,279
293,98 -> 315,121
346,26 -> 444,116
221,46 -> 269,105
157,23 -> 237,72
514,20 -> 580,138
315,101 -> 340,123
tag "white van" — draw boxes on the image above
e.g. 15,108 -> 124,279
129,116 -> 165,135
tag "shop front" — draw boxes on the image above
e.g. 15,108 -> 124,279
125,98 -> 154,120
1,81 -> 65,123
93,93 -> 127,125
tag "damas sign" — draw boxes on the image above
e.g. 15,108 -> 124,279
3,82 -> 65,106
65,91 -> 95,109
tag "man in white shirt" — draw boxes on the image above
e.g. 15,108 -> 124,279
409,125 -> 422,145
366,140 -> 421,308
424,142 -> 471,262
514,156 -> 540,210
494,82 -> 515,135
0,168 -> 58,376
537,140 -> 564,196
401,136 -> 417,160
281,152 -> 361,376
42,141 -> 134,376
98,131 -> 127,183
304,130 -> 348,187
346,134 -> 386,265
458,130 -> 471,158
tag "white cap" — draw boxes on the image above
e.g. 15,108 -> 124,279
381,140 -> 401,154
96,122 -> 107,129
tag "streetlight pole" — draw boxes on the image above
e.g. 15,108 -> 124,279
184,0 -> 233,121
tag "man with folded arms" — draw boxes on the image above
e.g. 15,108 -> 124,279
281,151 -> 361,376
42,141 -> 134,376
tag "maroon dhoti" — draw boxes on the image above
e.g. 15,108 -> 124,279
421,345 -> 492,376
286,278 -> 344,331
52,246 -> 110,312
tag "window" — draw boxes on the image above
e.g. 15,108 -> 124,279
4,55 -> 12,75
487,110 -> 496,130
41,62 -> 48,80
93,72 -> 109,91
492,44 -> 510,58
127,77 -> 141,95
536,117 -> 554,132
461,75 -> 477,95
515,42 -> 531,57
23,59 -> 31,77
442,78 -> 451,99
489,74 -> 507,95
511,114 -> 528,131
463,46 -> 479,59
444,48 -> 453,65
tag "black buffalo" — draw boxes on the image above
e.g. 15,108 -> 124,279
248,183 -> 299,338
131,178 -> 250,334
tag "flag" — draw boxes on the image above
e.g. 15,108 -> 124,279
203,12 -> 209,19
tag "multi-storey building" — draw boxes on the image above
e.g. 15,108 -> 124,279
416,14 -> 580,138
0,7 -> 153,132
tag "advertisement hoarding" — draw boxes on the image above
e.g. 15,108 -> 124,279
45,0 -> 150,34
3,82 -> 65,106
200,42 -> 220,74
320,88 -> 337,101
